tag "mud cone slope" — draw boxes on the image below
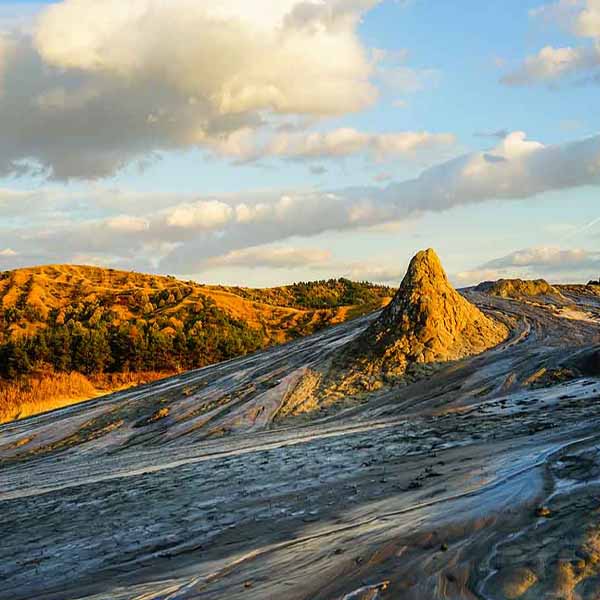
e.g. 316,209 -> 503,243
340,248 -> 509,379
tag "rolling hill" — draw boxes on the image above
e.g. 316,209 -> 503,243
0,265 -> 393,423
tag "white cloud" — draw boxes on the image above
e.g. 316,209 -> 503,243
484,246 -> 594,268
578,0 -> 600,36
457,245 -> 600,284
531,0 -> 585,27
461,131 -> 544,177
532,0 -> 600,37
216,127 -> 456,162
342,262 -> 405,283
371,131 -> 455,159
34,0 -> 376,115
0,1 -> 453,177
506,1 -> 600,85
0,0 -> 382,178
502,44 -> 600,85
165,201 -> 234,229
0,248 -> 17,257
267,128 -> 371,159
105,215 -> 149,233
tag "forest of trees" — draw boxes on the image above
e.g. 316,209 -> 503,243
0,294 -> 264,380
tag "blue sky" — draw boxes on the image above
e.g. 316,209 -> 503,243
0,0 -> 599,286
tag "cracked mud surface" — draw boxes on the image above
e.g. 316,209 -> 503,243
1,287 -> 600,599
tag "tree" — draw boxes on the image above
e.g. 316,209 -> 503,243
0,340 -> 32,378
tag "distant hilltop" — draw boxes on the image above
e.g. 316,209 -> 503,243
474,278 -> 562,299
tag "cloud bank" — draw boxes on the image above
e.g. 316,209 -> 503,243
0,0 -> 377,177
1,131 -> 599,276
0,0 -> 458,178
483,246 -> 596,270
457,246 -> 600,284
210,128 -> 456,163
205,246 -> 332,269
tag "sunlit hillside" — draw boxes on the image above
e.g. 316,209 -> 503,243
0,265 -> 393,423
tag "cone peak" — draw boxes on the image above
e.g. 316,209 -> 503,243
336,248 -> 509,385
398,248 -> 447,292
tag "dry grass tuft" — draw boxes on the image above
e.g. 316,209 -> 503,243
148,407 -> 170,423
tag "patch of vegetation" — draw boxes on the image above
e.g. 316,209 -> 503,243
135,406 -> 170,428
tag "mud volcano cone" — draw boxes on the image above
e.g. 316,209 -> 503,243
340,248 -> 508,381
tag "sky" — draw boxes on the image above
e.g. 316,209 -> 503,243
0,0 -> 599,287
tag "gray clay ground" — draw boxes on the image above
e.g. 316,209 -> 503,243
1,287 -> 600,599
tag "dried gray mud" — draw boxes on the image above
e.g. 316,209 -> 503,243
1,286 -> 600,599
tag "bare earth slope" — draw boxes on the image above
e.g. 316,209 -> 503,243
1,253 -> 600,600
